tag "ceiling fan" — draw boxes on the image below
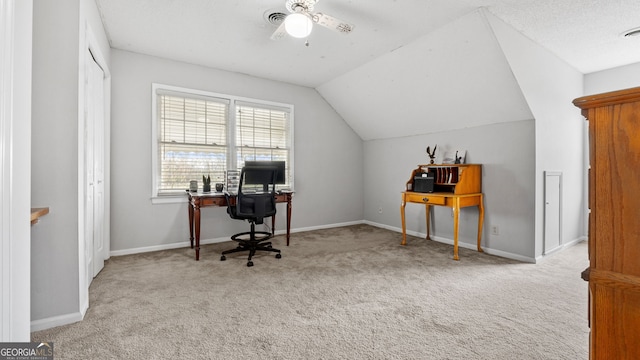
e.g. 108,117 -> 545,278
270,0 -> 355,41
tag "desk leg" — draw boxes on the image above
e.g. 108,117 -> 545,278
477,194 -> 484,253
271,215 -> 276,237
453,198 -> 460,261
286,197 -> 292,246
194,201 -> 201,261
188,199 -> 194,249
425,204 -> 431,240
400,194 -> 407,246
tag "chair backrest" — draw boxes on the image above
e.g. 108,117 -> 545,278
228,166 -> 277,223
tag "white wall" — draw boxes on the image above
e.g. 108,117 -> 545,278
317,10 -> 533,141
320,9 -> 538,260
31,0 -> 111,329
331,8 -> 586,261
0,0 -> 32,341
486,11 -> 585,259
109,49 -> 364,254
584,62 -> 640,95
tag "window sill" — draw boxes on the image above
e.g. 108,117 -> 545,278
151,194 -> 189,205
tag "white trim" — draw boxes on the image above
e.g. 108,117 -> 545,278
1,0 -> 31,341
30,311 -> 83,332
0,0 -> 16,341
151,194 -> 189,205
280,220 -> 363,234
110,237 -> 229,257
108,218 -> 542,263
535,235 -> 586,263
363,220 -> 537,263
543,170 -> 563,255
77,17 -> 111,322
105,217 -> 579,266
110,220 -> 365,257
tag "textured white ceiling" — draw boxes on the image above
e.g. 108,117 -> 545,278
95,0 -> 640,88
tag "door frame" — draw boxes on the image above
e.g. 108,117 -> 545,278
1,0 -> 32,341
77,19 -> 111,318
543,171 -> 563,255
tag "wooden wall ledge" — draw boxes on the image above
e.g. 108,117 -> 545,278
31,207 -> 49,225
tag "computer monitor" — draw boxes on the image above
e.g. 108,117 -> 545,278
242,161 -> 286,185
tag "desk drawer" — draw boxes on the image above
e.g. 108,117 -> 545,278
197,196 -> 227,207
405,193 -> 446,205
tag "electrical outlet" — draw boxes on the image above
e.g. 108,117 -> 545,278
378,207 -> 383,214
491,225 -> 500,235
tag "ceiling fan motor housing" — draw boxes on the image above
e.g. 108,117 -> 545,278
286,0 -> 317,13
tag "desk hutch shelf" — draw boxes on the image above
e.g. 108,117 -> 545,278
405,164 -> 482,194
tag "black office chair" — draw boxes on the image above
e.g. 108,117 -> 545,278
220,165 -> 281,267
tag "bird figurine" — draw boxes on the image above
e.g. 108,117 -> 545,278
426,145 -> 437,164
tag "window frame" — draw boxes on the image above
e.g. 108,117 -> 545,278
151,83 -> 294,204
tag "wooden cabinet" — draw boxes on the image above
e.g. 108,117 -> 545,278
573,87 -> 640,359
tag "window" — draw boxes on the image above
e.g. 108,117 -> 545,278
151,84 -> 293,202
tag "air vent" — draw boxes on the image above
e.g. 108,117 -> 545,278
264,9 -> 287,26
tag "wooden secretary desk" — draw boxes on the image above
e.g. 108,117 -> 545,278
574,87 -> 640,359
400,164 -> 484,260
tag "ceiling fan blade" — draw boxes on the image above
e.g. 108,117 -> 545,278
270,20 -> 288,40
313,12 -> 354,34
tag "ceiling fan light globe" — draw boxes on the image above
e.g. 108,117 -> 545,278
284,13 -> 313,38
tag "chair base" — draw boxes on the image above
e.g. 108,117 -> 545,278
220,226 -> 281,267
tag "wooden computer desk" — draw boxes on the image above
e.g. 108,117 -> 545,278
400,164 -> 484,260
186,191 -> 293,260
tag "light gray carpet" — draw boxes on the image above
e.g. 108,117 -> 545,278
32,224 -> 589,359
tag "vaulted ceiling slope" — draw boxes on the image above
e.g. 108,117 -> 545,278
317,10 -> 533,141
95,0 -> 640,88
95,0 -> 640,140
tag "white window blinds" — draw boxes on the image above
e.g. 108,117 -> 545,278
152,85 -> 293,198
157,94 -> 229,194
235,103 -> 291,177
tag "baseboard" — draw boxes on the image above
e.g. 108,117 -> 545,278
110,219 -> 561,263
31,311 -> 83,332
481,247 -> 536,263
110,236 -> 231,257
110,220 -> 366,257
535,236 -> 587,263
277,220 -> 364,235
364,220 -> 537,263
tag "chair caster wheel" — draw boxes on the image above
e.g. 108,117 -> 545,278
220,255 -> 226,261
276,253 -> 282,259
247,261 -> 254,267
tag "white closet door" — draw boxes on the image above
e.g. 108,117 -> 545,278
544,171 -> 562,255
84,49 -> 105,283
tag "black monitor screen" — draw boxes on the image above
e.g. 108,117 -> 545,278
243,161 -> 286,185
